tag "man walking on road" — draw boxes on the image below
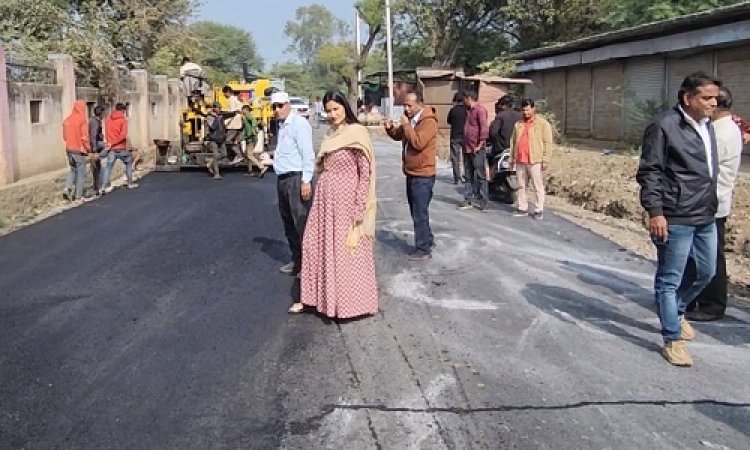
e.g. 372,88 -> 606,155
102,103 -> 138,191
385,91 -> 438,261
205,102 -> 227,180
509,99 -> 554,220
222,86 -> 246,166
636,72 -> 721,367
62,100 -> 92,202
446,92 -> 467,185
272,91 -> 315,282
457,90 -> 490,211
686,86 -> 743,322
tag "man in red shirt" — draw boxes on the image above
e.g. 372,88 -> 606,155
458,90 -> 490,212
510,99 -> 554,220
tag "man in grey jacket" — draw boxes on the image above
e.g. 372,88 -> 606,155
636,71 -> 721,367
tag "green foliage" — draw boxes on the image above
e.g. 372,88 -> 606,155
476,57 -> 519,77
627,98 -> 671,124
534,101 -> 564,144
605,0 -> 744,28
268,62 -> 328,99
502,0 -> 609,51
189,21 -> 264,76
284,4 -> 348,65
0,0 -> 201,88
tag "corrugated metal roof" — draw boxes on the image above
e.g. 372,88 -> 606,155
510,2 -> 750,61
459,75 -> 533,84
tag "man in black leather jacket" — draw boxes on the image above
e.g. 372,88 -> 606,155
636,71 -> 721,367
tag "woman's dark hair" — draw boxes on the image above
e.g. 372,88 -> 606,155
520,98 -> 535,108
322,90 -> 359,124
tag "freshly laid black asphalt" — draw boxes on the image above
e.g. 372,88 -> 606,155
0,170 -> 326,448
1,134 -> 749,449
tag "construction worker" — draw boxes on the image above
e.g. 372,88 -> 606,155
240,105 -> 267,178
205,102 -> 226,180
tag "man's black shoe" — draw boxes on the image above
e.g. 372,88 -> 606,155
408,249 -> 432,261
685,311 -> 723,322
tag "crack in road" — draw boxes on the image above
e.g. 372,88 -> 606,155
288,399 -> 750,431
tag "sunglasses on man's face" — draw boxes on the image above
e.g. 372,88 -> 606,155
272,103 -> 286,110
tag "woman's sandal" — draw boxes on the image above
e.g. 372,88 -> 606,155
288,302 -> 305,314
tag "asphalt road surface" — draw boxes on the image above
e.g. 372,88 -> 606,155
1,129 -> 749,449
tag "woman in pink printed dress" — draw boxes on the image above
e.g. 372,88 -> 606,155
289,90 -> 378,318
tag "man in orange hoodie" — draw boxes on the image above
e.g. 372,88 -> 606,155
385,91 -> 439,261
62,100 -> 92,201
102,103 -> 138,191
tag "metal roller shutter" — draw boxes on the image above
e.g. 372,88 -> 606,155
542,70 -> 566,128
592,62 -> 625,140
666,52 -> 714,103
624,56 -> 666,141
717,45 -> 750,154
565,66 -> 592,137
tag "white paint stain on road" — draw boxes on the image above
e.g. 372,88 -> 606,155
388,271 -> 499,310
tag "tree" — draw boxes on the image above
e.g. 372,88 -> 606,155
284,4 -> 348,66
268,62 -> 326,99
502,0 -> 609,51
605,0 -> 744,28
189,21 -> 264,79
396,0 -> 510,68
0,0 -> 202,89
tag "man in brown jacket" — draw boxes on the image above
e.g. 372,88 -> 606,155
385,92 -> 438,261
509,99 -> 554,220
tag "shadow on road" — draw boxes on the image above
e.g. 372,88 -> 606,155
375,229 -> 412,255
252,237 -> 289,263
693,401 -> 750,438
522,283 -> 662,354
558,260 -> 750,346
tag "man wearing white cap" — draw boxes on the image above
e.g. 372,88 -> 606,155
272,91 -> 315,289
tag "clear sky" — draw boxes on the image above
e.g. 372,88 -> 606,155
195,0 -> 358,69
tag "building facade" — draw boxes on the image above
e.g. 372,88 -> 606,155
512,3 -> 750,152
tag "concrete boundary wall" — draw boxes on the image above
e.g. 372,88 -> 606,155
0,46 -> 181,186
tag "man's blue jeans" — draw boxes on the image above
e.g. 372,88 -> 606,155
102,150 -> 133,187
653,222 -> 717,342
406,175 -> 435,252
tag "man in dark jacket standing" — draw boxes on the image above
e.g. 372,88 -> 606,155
88,105 -> 106,194
636,72 -> 721,367
490,95 -> 522,153
446,93 -> 467,184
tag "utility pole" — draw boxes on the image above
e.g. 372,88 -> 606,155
385,0 -> 394,119
355,8 -> 363,101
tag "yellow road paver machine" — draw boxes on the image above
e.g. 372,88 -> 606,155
154,64 -> 284,171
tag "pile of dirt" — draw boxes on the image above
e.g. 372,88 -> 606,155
548,143 -> 750,293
